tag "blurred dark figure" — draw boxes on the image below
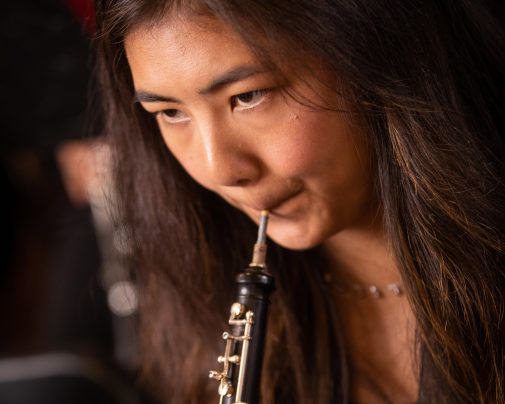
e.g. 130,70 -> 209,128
0,1 -> 146,403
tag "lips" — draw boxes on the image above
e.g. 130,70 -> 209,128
245,188 -> 303,215
224,186 -> 303,217
268,189 -> 303,216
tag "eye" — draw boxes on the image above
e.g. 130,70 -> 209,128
231,89 -> 269,111
158,109 -> 190,124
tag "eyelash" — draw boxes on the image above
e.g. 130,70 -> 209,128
156,88 -> 272,124
230,89 -> 270,110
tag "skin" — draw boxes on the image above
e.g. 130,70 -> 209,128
125,16 -> 374,251
125,15 -> 418,403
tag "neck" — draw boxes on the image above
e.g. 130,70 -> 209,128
323,223 -> 401,287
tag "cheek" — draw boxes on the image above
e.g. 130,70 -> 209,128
179,154 -> 206,182
159,126 -> 215,190
263,109 -> 356,177
177,153 -> 216,190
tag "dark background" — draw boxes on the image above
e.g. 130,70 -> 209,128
0,1 -> 150,403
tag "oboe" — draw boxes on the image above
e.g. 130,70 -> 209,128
209,211 -> 275,404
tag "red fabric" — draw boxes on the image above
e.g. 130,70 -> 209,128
63,0 -> 95,34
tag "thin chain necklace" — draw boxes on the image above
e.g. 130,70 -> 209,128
323,272 -> 404,299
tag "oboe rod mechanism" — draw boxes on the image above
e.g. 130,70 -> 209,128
209,210 -> 275,403
250,210 -> 269,268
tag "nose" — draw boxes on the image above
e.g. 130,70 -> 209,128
196,118 -> 262,187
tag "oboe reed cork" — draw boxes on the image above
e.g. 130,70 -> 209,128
250,210 -> 269,267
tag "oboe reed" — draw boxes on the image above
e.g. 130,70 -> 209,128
250,210 -> 269,268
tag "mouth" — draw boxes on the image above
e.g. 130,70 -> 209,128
224,187 -> 304,219
267,191 -> 301,217
261,189 -> 303,217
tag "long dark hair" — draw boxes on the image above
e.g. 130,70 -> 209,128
93,1 -> 505,402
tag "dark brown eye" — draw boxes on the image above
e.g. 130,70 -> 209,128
158,109 -> 190,124
236,92 -> 255,103
162,109 -> 179,117
232,89 -> 269,110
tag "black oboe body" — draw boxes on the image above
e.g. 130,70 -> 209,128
210,212 -> 275,404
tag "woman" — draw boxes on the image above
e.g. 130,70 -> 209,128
94,0 -> 505,402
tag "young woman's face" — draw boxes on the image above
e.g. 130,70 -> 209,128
125,16 -> 375,250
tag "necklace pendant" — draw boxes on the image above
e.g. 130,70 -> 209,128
324,273 -> 404,299
369,285 -> 382,298
387,283 -> 403,296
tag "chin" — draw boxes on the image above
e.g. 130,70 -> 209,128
267,221 -> 326,251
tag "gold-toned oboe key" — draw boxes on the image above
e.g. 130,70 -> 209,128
210,210 -> 274,403
250,210 -> 269,268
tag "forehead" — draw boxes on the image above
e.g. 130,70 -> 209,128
125,16 -> 259,92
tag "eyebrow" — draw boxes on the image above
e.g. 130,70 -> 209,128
134,65 -> 264,104
134,91 -> 181,104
